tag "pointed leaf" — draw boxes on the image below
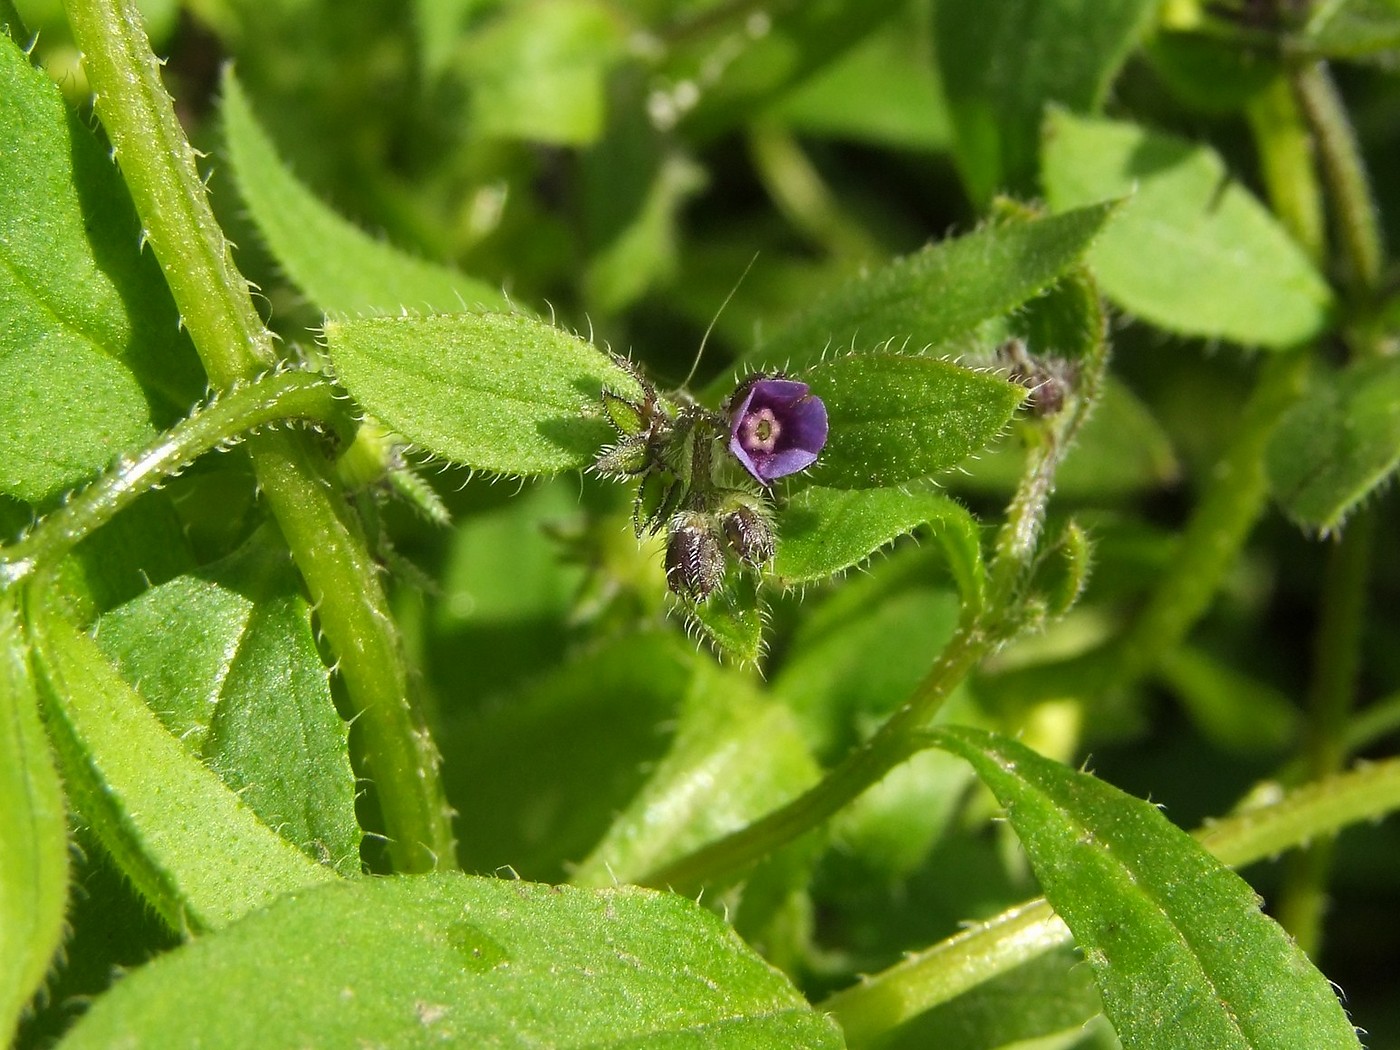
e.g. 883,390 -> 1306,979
323,311 -> 640,475
0,597 -> 69,1046
1043,110 -> 1336,347
29,598 -> 336,933
221,71 -> 508,317
773,486 -> 984,610
97,532 -> 361,874
1266,355 -> 1400,532
931,726 -> 1361,1050
56,873 -> 843,1049
735,202 -> 1120,379
934,0 -> 1158,203
680,570 -> 766,666
0,32 -> 202,503
804,353 -> 1024,488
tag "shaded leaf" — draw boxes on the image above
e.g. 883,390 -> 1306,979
0,596 -> 69,1046
444,631 -> 697,882
736,202 -> 1119,382
324,311 -> 639,475
1266,355 -> 1400,532
804,353 -> 1024,489
29,597 -> 336,933
680,569 -> 766,666
932,726 -> 1361,1050
56,873 -> 844,1049
221,70 -> 508,317
573,661 -> 820,887
457,0 -> 626,145
96,531 -> 360,874
773,487 -> 983,609
934,0 -> 1157,203
1042,110 -> 1335,347
1305,0 -> 1400,58
0,32 -> 202,504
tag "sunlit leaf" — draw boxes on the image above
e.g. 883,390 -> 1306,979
324,312 -> 639,475
933,727 -> 1362,1050
56,874 -> 844,1049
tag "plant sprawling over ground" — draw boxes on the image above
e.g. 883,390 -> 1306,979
2,0 -> 1399,1047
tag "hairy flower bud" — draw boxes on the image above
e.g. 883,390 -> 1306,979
664,512 -> 725,600
721,499 -> 775,567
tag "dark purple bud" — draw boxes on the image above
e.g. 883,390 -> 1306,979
665,512 -> 725,600
727,377 -> 828,485
721,498 -> 775,567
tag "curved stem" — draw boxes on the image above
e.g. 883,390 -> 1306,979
62,0 -> 455,872
1,370 -> 343,587
824,755 -> 1400,1046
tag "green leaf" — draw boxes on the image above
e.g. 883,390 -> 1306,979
1157,645 -> 1299,756
772,487 -> 984,606
323,311 -> 639,475
29,596 -> 336,933
444,631 -> 696,883
1305,0 -> 1400,58
1266,355 -> 1400,532
96,530 -> 361,874
767,5 -> 952,152
737,202 -> 1120,379
933,0 -> 1157,203
456,0 -> 626,146
573,660 -> 820,887
221,70 -> 509,317
0,596 -> 69,1046
0,31 -> 203,504
932,726 -> 1362,1050
1042,110 -> 1336,348
55,873 -> 844,1049
804,353 -> 1024,489
681,570 -> 766,666
662,0 -> 909,142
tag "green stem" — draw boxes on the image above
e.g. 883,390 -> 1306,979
0,370 -> 342,588
824,755 -> 1400,1046
1246,72 -> 1327,266
62,0 -> 455,872
1277,505 -> 1375,953
1293,61 -> 1384,298
1106,350 -> 1309,688
640,614 -> 989,891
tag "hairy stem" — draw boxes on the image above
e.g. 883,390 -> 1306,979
62,0 -> 455,872
1293,61 -> 1384,299
0,371 -> 342,587
825,755 -> 1400,1046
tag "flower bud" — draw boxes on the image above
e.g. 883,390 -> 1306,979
721,500 -> 775,567
665,512 -> 725,600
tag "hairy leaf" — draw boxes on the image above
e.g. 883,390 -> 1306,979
221,71 -> 508,317
96,531 -> 360,874
29,598 -> 336,933
934,0 -> 1157,203
324,311 -> 639,475
773,487 -> 983,604
1266,355 -> 1400,532
1042,110 -> 1335,347
0,32 -> 202,504
56,874 -> 843,1049
738,202 -> 1119,378
932,727 -> 1361,1050
804,353 -> 1024,488
0,597 -> 69,1046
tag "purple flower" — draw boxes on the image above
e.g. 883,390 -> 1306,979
727,377 -> 828,485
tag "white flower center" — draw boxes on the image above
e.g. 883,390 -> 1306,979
742,407 -> 780,453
